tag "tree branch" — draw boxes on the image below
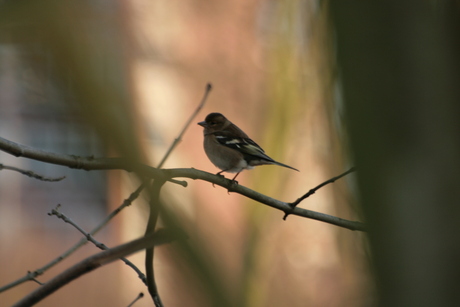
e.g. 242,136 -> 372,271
0,183 -> 146,293
0,84 -> 212,300
283,167 -> 357,220
11,229 -> 184,307
127,292 -> 144,307
144,179 -> 166,306
0,136 -> 365,231
48,204 -> 147,285
157,83 -> 212,169
163,168 -> 366,232
0,163 -> 65,182
143,83 -> 212,306
0,136 -> 187,187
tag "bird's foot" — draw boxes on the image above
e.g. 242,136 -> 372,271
226,179 -> 238,194
212,172 -> 226,188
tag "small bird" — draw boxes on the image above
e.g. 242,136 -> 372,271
198,112 -> 299,181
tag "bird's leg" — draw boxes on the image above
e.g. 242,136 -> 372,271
212,170 -> 239,191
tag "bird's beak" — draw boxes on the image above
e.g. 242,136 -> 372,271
197,121 -> 207,127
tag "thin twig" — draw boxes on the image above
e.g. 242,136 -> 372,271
144,83 -> 212,306
0,163 -> 65,182
291,167 -> 356,207
12,229 -> 185,307
48,205 -> 147,284
0,183 -> 146,293
157,83 -> 212,169
127,293 -> 144,307
27,272 -> 44,286
283,167 -> 357,220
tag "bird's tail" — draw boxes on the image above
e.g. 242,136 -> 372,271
272,161 -> 299,172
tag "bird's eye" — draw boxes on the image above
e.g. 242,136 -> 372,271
209,121 -> 216,126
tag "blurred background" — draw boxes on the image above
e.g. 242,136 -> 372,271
0,0 -> 369,306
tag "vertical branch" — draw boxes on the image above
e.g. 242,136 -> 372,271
144,178 -> 166,307
144,83 -> 212,306
157,83 -> 212,169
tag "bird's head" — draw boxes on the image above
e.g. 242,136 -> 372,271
198,113 -> 228,133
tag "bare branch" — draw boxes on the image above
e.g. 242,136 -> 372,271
291,167 -> 356,207
127,293 -> 144,307
0,136 -> 187,187
283,167 -> 357,220
0,183 -> 146,293
144,83 -> 212,305
0,136 -> 365,231
48,205 -> 147,285
28,273 -> 44,286
12,229 -> 185,307
144,179 -> 166,306
157,83 -> 212,169
0,163 -> 65,182
163,168 -> 366,231
1,84 -> 211,297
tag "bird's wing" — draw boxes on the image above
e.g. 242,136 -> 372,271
215,135 -> 274,162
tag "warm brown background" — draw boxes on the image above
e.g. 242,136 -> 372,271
0,1 -> 369,306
